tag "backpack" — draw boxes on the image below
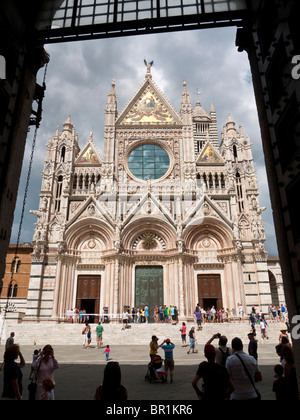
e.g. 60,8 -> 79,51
218,347 -> 230,367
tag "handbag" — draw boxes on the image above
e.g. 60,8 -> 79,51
235,354 -> 262,400
28,380 -> 37,400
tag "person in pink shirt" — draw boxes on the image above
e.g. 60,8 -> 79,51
180,322 -> 187,347
104,345 -> 110,361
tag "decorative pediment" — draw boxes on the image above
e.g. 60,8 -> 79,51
116,79 -> 182,126
196,141 -> 224,165
75,136 -> 102,165
66,196 -> 114,229
184,195 -> 232,229
123,191 -> 174,227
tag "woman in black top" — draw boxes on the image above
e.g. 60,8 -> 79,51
95,362 -> 128,401
1,344 -> 26,400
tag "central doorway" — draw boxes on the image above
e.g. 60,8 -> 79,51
197,274 -> 223,310
76,275 -> 101,323
135,266 -> 163,323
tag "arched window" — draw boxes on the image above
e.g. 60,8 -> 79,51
61,146 -> 66,162
7,283 -> 13,298
233,144 -> 238,160
13,284 -> 18,298
11,258 -> 21,274
236,172 -> 244,212
55,175 -> 63,212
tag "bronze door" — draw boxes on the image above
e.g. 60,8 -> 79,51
76,275 -> 101,322
135,266 -> 163,323
197,274 -> 223,309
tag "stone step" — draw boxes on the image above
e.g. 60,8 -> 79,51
1,320 -> 287,347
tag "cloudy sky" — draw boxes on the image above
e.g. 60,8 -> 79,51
11,26 -> 279,256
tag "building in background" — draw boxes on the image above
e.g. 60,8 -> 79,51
25,66 -> 284,322
0,243 -> 33,318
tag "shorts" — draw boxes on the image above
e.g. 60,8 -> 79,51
189,338 -> 195,348
164,358 -> 174,371
181,334 -> 186,341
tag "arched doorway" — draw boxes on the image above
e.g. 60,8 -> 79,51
269,270 -> 279,307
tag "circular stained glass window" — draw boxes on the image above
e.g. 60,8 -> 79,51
128,144 -> 170,181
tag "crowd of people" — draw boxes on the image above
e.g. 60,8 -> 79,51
1,320 -> 299,401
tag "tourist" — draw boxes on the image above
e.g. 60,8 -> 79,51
160,338 -> 175,383
104,345 -> 110,361
131,307 -> 136,323
226,337 -> 262,400
238,304 -> 244,322
180,322 -> 187,347
145,305 -> 149,323
82,322 -> 91,348
29,348 -> 41,381
122,308 -> 129,330
281,344 -> 299,400
5,332 -> 15,349
136,307 -> 140,323
150,335 -> 159,360
95,361 -> 128,401
1,344 -> 25,400
159,305 -> 164,323
192,344 -> 234,400
153,305 -> 158,323
248,332 -> 258,361
206,334 -> 232,367
0,332 -> 16,371
279,328 -> 289,344
211,306 -> 216,323
96,322 -> 104,349
33,345 -> 59,400
187,326 -> 197,354
260,316 -> 269,341
41,378 -> 55,400
272,364 -> 291,401
195,308 -> 202,331
232,308 -> 236,323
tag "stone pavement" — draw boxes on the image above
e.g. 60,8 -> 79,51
0,322 -> 286,400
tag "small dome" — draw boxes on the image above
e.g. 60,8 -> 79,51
193,100 -> 211,121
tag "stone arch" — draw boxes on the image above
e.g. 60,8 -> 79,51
268,269 -> 280,306
122,216 -> 176,250
65,217 -> 114,251
184,217 -> 233,250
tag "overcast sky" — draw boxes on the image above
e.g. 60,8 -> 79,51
10,27 -> 279,257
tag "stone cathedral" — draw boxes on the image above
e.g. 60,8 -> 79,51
25,65 -> 278,322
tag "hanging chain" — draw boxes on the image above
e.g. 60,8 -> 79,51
0,62 -> 48,343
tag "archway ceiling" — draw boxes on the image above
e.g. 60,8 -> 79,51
35,0 -> 248,44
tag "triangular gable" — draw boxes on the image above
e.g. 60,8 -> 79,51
123,191 -> 175,228
184,195 -> 232,228
196,141 -> 224,165
116,79 -> 182,126
75,141 -> 102,165
66,196 -> 114,229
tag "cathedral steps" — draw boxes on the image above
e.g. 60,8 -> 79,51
1,320 -> 287,347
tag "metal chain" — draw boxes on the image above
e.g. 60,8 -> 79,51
0,62 -> 48,344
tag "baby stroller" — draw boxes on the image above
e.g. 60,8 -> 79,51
145,355 -> 166,383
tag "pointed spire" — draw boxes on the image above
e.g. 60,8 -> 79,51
89,131 -> 94,142
62,115 -> 74,133
105,79 -> 118,121
181,80 -> 192,124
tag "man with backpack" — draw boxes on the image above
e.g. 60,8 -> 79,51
205,334 -> 232,366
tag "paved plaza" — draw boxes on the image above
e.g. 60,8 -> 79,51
0,322 -> 286,401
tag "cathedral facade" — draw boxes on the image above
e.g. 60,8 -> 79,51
25,66 -> 280,321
